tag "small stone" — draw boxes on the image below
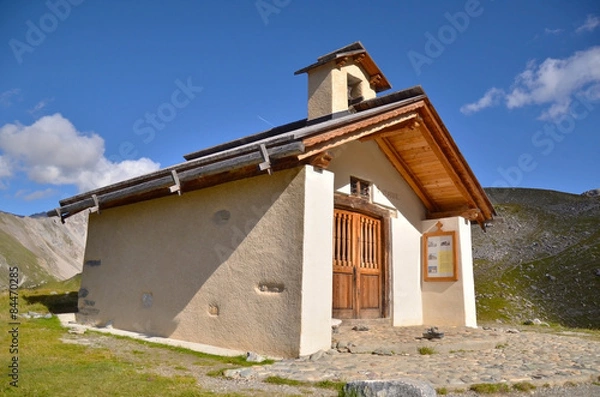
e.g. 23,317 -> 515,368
223,368 -> 242,378
331,318 -> 342,328
373,348 -> 394,356
326,349 -> 339,355
546,273 -> 557,281
68,327 -> 86,335
239,368 -> 254,378
594,269 -> 600,277
309,350 -> 325,361
336,341 -> 348,350
246,352 -> 266,363
506,328 -> 520,333
352,324 -> 370,331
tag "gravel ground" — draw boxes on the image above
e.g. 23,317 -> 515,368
447,383 -> 600,397
61,332 -> 338,396
62,328 -> 600,396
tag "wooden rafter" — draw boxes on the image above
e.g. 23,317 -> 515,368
307,151 -> 333,169
375,137 -> 437,212
419,104 -> 494,220
416,116 -> 477,210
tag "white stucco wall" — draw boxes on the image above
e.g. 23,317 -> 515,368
77,167 -> 330,358
299,166 -> 334,356
328,140 -> 426,325
421,216 -> 477,327
390,215 -> 424,326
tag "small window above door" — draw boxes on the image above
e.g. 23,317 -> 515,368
350,176 -> 371,200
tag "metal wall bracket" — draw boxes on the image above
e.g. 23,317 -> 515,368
169,170 -> 182,195
90,194 -> 100,214
258,143 -> 272,175
54,208 -> 65,224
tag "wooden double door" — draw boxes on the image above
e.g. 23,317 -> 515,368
332,209 -> 384,319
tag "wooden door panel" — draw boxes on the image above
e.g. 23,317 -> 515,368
359,274 -> 380,309
333,209 -> 384,319
332,273 -> 354,319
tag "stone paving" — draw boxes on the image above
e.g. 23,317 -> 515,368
226,322 -> 600,391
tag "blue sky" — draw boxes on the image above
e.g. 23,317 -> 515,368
0,0 -> 599,216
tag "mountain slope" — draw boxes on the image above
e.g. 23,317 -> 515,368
0,211 -> 87,289
473,188 -> 600,328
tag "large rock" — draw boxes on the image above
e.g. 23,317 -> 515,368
343,378 -> 436,397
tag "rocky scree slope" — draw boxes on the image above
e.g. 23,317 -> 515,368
473,188 -> 600,328
0,210 -> 87,289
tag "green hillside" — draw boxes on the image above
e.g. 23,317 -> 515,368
473,188 -> 600,328
0,228 -> 55,288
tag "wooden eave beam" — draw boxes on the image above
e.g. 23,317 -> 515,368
416,112 -> 478,213
299,105 -> 423,160
420,102 -> 495,221
358,120 -> 421,142
427,207 -> 481,221
375,137 -> 438,212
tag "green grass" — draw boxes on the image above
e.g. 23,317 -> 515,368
0,279 -> 275,396
469,383 -> 510,394
512,382 -> 536,392
417,346 -> 436,355
93,332 -> 274,368
263,376 -> 304,387
436,386 -> 449,395
0,228 -> 55,288
474,188 -> 600,329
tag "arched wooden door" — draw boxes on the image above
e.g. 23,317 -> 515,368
332,209 -> 383,319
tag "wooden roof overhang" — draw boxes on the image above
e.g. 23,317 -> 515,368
48,87 -> 494,228
297,99 -> 496,227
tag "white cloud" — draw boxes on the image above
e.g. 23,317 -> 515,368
0,88 -> 22,107
576,14 -> 599,33
28,98 -> 54,114
544,28 -> 563,35
460,87 -> 504,115
0,113 -> 160,193
16,188 -> 57,201
461,46 -> 600,120
0,155 -> 11,189
0,155 -> 11,178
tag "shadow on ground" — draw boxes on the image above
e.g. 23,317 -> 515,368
23,291 -> 79,313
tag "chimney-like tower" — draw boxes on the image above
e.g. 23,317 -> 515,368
294,42 -> 391,120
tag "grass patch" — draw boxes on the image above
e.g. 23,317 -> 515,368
436,386 -> 449,395
263,376 -> 304,386
512,382 -> 536,392
469,383 -> 510,394
0,281 -> 272,396
314,379 -> 346,391
90,331 -> 273,368
417,346 -> 436,355
495,343 -> 508,349
206,368 -> 228,378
